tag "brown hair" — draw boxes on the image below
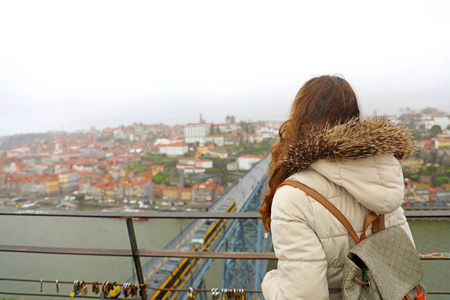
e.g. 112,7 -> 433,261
259,75 -> 360,232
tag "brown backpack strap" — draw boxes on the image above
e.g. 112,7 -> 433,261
373,214 -> 385,233
279,180 -> 386,244
360,213 -> 385,241
279,180 -> 360,244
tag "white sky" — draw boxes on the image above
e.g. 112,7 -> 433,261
1,0 -> 449,136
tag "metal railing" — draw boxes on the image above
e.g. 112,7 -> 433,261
0,209 -> 449,299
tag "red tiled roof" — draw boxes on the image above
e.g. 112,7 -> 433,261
186,123 -> 211,126
153,143 -> 188,148
240,154 -> 266,158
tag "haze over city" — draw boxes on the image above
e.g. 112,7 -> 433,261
1,0 -> 449,137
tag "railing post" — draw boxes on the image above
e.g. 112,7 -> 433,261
126,217 -> 147,300
254,221 -> 263,292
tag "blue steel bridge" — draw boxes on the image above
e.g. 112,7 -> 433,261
130,156 -> 271,300
1,156 -> 448,299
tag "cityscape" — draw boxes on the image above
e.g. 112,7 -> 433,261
1,1 -> 449,298
0,107 -> 449,212
0,115 -> 278,212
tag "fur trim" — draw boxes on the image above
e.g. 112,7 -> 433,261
283,118 -> 417,173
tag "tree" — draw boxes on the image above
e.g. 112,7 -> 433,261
435,175 -> 449,186
239,121 -> 255,134
153,174 -> 165,184
429,125 -> 442,137
75,194 -> 85,201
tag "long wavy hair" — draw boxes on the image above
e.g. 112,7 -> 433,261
259,75 -> 361,232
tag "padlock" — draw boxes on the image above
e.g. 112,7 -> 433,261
241,289 -> 246,300
131,284 -> 138,296
80,281 -> 88,296
92,281 -> 100,294
113,282 -> 122,298
221,288 -> 228,300
101,281 -> 109,299
188,287 -> 195,300
211,288 -> 220,300
70,280 -> 78,297
123,282 -> 129,298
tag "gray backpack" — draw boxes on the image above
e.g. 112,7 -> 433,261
280,180 -> 426,300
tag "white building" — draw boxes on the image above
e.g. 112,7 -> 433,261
154,134 -> 185,146
178,157 -> 197,165
205,135 -> 224,146
184,123 -> 211,144
418,115 -> 450,131
227,162 -> 238,171
434,116 -> 450,131
156,143 -> 189,156
176,158 -> 212,174
195,159 -> 213,169
238,155 -> 266,171
256,126 -> 278,139
154,138 -> 172,146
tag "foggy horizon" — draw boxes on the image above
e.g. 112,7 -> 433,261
1,1 -> 450,137
1,102 -> 449,139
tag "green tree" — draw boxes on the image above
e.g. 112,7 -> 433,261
429,125 -> 442,137
75,194 -> 85,200
435,175 -> 450,186
153,174 -> 165,184
239,121 -> 255,134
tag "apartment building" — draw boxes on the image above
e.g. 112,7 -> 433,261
184,123 -> 211,144
238,154 -> 266,171
191,179 -> 224,202
154,143 -> 189,156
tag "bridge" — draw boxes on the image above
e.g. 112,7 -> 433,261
133,156 -> 271,300
0,156 -> 449,299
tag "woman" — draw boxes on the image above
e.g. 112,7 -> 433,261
259,75 -> 416,299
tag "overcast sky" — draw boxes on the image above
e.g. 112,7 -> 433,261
1,0 -> 449,137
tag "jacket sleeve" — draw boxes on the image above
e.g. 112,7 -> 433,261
261,185 -> 329,300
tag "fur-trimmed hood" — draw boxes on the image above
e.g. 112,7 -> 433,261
284,118 -> 416,174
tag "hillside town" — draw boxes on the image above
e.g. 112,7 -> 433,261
394,107 -> 450,206
0,115 -> 277,211
0,107 -> 449,211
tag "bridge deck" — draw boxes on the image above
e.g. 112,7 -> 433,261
138,158 -> 270,299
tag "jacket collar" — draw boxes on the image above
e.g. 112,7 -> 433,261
283,118 -> 416,174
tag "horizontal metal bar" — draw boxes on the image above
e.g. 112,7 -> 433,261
405,210 -> 450,217
0,291 -> 101,299
0,278 -> 75,284
418,252 -> 450,260
0,245 -> 448,260
0,245 -> 275,259
0,209 -> 261,219
0,245 -> 132,256
139,249 -> 276,260
0,286 -> 448,298
1,209 -> 450,219
427,291 -> 450,295
0,278 -> 262,293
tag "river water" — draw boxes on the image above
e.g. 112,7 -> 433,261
0,213 -> 448,299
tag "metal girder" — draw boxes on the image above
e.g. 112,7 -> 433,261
222,175 -> 271,295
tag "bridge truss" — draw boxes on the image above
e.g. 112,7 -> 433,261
222,174 -> 269,292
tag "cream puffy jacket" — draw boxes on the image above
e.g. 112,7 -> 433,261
261,119 -> 416,300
